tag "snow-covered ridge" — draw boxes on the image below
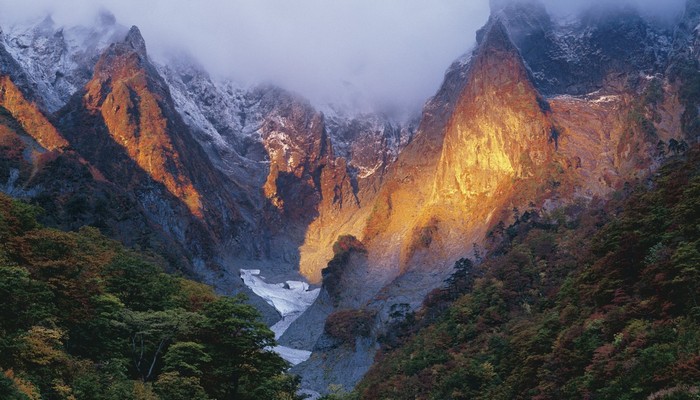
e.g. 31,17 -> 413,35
1,13 -> 127,112
240,269 -> 320,366
157,50 -> 417,184
2,11 -> 417,184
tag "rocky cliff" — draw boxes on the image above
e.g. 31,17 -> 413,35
289,1 -> 696,392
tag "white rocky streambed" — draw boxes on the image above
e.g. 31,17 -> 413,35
240,269 -> 320,365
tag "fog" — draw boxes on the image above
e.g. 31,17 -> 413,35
0,0 -> 688,116
538,0 -> 686,21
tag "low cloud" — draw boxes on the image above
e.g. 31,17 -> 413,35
0,0 -> 688,116
539,0 -> 686,21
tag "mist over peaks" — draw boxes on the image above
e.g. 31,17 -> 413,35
0,0 -> 688,116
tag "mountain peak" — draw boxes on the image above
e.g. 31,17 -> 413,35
489,0 -> 544,14
38,14 -> 55,29
124,25 -> 146,55
432,6 -> 551,203
477,17 -> 517,54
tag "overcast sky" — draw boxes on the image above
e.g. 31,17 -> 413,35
0,0 -> 688,117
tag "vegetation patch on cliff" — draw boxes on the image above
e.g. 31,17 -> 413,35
324,309 -> 377,346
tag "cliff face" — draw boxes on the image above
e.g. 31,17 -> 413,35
298,18 -> 556,292
0,75 -> 68,151
78,27 -> 204,218
51,27 -> 265,288
429,19 -> 553,233
435,21 -> 552,199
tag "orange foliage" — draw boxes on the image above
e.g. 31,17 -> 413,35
3,369 -> 41,400
324,309 -> 376,345
332,234 -> 366,256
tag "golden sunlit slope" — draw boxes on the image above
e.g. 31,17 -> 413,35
50,26 -> 259,277
433,20 -> 552,202
297,19 -> 556,285
416,19 -> 555,267
82,27 -> 203,218
298,16 -> 679,297
0,75 -> 67,151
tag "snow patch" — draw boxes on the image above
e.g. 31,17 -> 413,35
2,16 -> 127,112
590,95 -> 619,104
272,346 -> 313,366
240,269 -> 319,318
240,269 -> 320,365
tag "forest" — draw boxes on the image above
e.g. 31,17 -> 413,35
342,150 -> 700,399
0,193 -> 303,400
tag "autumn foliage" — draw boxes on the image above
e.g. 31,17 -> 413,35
356,150 -> 700,399
332,235 -> 367,256
0,193 -> 303,400
325,310 -> 376,345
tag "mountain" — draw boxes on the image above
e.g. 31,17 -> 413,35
0,14 -> 410,281
356,147 -> 700,400
0,12 -> 127,112
0,9 -> 415,350
0,0 -> 698,396
288,0 -> 697,392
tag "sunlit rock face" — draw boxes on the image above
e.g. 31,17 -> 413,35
81,26 -> 204,217
434,20 -> 552,202
294,19 -> 555,287
337,18 -> 557,290
400,18 -> 556,275
52,26 -> 265,288
0,75 -> 68,151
